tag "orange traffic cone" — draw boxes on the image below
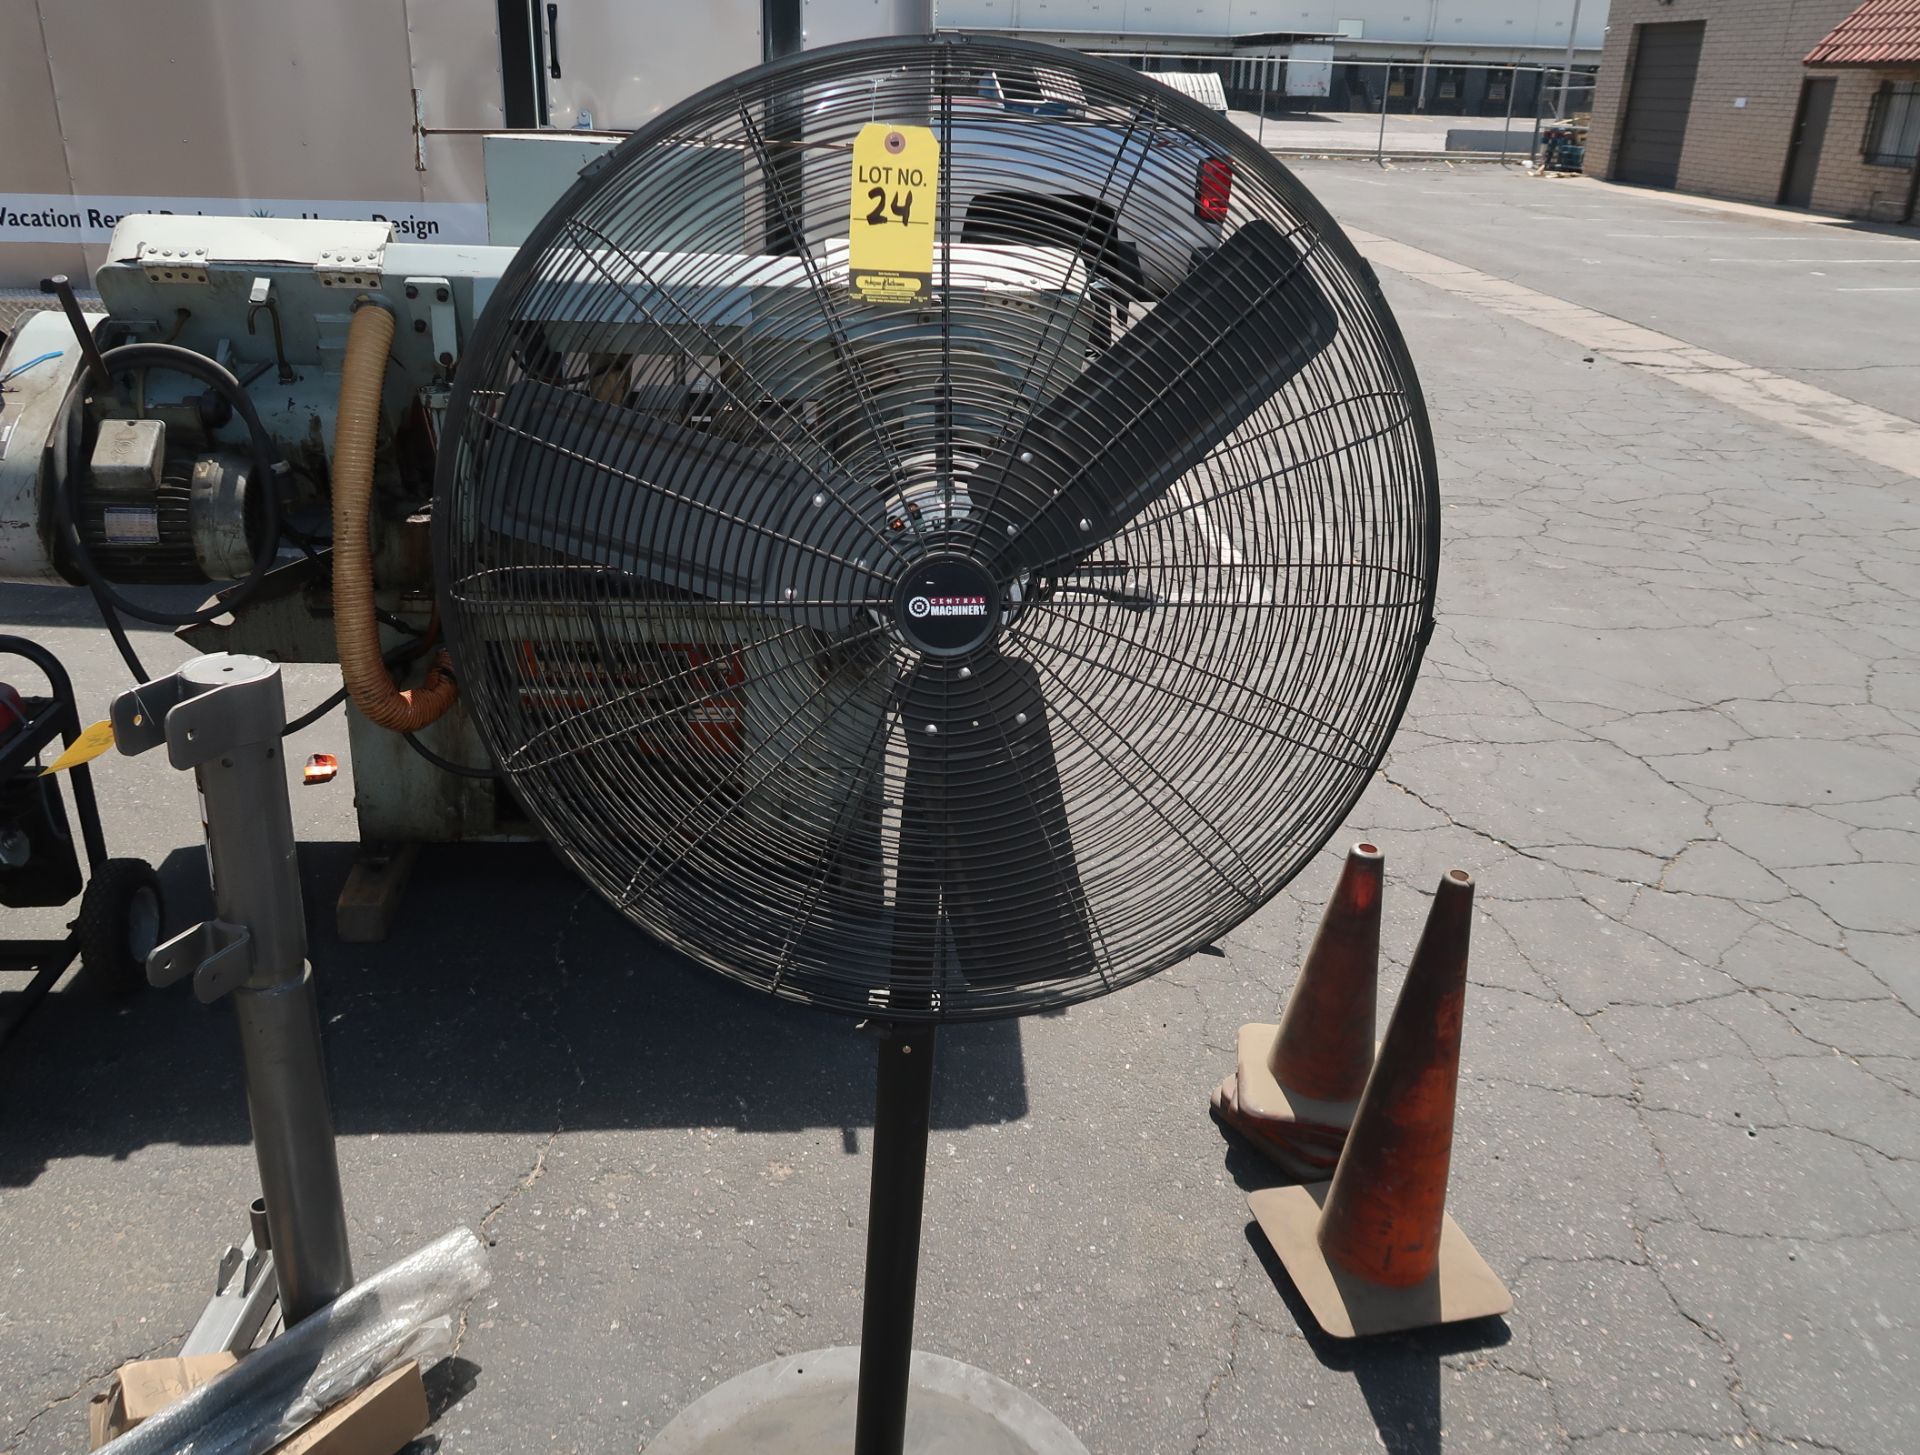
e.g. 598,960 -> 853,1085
1248,869 -> 1511,1337
1209,1074 -> 1343,1181
1219,842 -> 1382,1176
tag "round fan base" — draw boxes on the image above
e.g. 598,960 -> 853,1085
647,1346 -> 1089,1455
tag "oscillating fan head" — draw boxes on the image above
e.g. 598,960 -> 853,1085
435,35 -> 1439,1021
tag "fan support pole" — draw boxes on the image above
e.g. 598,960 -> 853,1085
647,1019 -> 1088,1454
854,1024 -> 939,1455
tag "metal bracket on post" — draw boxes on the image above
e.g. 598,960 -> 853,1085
403,276 -> 458,371
180,1199 -> 280,1358
147,918 -> 255,1002
113,653 -> 354,1327
111,658 -> 288,769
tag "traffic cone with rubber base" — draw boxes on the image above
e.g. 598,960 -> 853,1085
1248,868 -> 1511,1338
1209,1073 -> 1345,1180
1213,842 -> 1382,1179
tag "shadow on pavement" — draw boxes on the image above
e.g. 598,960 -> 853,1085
1214,1136 -> 1511,1455
414,1355 -> 483,1448
1825,217 -> 1920,241
0,841 -> 1028,1187
1245,1224 -> 1510,1455
1249,109 -> 1341,125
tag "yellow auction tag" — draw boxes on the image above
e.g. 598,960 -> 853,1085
41,719 -> 115,775
848,122 -> 939,306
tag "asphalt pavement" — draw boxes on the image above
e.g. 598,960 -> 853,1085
1297,162 -> 1920,423
3,165 -> 1918,1454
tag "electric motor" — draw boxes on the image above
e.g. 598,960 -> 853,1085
68,422 -> 260,586
0,310 -> 265,589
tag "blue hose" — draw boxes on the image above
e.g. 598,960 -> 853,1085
0,350 -> 62,386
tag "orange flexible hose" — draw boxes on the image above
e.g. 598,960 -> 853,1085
331,303 -> 457,732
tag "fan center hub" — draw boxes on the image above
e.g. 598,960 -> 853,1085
893,554 -> 1001,657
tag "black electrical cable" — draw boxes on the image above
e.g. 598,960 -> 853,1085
281,635 -> 431,737
279,498 -> 334,557
389,659 -> 500,779
51,341 -> 284,628
282,683 -> 352,737
84,599 -> 424,739
85,576 -> 153,683
402,729 -> 502,780
52,335 -> 492,778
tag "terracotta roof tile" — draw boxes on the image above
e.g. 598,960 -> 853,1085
1806,0 -> 1920,66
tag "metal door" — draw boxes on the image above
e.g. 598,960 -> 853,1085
1615,21 -> 1705,189
1780,78 -> 1835,209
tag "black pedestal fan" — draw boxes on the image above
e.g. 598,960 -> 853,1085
435,34 -> 1437,1453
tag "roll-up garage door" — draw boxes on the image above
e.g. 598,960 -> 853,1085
1615,21 -> 1705,189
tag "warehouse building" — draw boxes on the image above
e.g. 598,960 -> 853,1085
936,2 -> 1605,64
936,2 -> 1606,116
1584,0 -> 1920,222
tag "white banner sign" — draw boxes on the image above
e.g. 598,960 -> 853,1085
0,195 -> 488,245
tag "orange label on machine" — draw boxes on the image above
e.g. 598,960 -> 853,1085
848,123 -> 939,306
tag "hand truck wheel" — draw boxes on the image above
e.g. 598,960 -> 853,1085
75,857 -> 164,996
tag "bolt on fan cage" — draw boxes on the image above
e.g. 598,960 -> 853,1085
435,34 -> 1439,1022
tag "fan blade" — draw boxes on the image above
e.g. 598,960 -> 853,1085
476,379 -> 892,628
983,216 -> 1338,576
890,652 -> 1099,1005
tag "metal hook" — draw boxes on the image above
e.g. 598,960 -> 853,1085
245,278 -> 296,384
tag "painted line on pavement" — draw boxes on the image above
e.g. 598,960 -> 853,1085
1344,225 -> 1920,482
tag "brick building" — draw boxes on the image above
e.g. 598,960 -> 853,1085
1585,0 -> 1920,223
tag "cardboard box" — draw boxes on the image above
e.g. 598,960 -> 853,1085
271,1363 -> 428,1455
88,1355 -> 427,1455
89,1354 -> 239,1447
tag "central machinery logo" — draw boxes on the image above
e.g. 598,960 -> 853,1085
907,594 -> 987,619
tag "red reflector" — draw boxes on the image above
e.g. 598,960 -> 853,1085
302,753 -> 339,785
1196,157 -> 1232,222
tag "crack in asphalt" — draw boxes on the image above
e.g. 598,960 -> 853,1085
1173,206 -> 1920,1454
454,888 -> 594,1359
2,1328 -> 187,1453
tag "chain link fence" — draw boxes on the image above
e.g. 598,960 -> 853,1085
1089,53 -> 1597,166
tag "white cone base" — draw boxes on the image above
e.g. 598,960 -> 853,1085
647,1347 -> 1090,1455
1250,1182 -> 1512,1338
1235,1023 -> 1364,1132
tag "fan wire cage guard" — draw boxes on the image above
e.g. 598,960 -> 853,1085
435,34 -> 1439,1022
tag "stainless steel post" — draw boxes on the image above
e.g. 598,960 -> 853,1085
114,655 -> 353,1325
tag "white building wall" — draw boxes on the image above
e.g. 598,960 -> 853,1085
937,0 -> 1607,51
1339,1 -> 1605,50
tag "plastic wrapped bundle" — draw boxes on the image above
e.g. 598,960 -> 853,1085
99,1227 -> 490,1455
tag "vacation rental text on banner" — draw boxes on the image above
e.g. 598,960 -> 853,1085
0,195 -> 488,245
